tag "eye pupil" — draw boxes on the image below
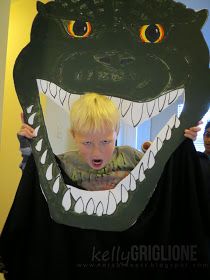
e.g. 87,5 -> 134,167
73,20 -> 88,36
145,24 -> 161,43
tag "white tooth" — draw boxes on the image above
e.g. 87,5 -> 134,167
85,198 -> 95,215
121,185 -> 128,203
28,113 -> 36,125
146,100 -> 155,117
121,99 -> 131,117
131,160 -> 141,180
49,82 -> 57,98
158,125 -> 168,143
166,125 -> 172,140
119,175 -> 130,191
106,191 -> 117,215
130,173 -> 136,191
40,79 -> 48,93
37,79 -> 41,92
35,139 -> 43,151
96,202 -> 104,216
34,125 -> 40,137
156,137 -> 163,152
52,176 -> 60,193
74,197 -> 84,214
110,96 -> 121,109
46,163 -> 53,180
27,105 -> 34,114
168,89 -> 178,104
139,163 -> 145,182
168,115 -> 176,129
175,116 -> 180,128
59,89 -> 67,105
131,102 -> 144,127
69,186 -> 84,202
177,88 -> 184,97
62,189 -> 71,211
149,141 -> 158,157
148,151 -> 155,169
40,150 -> 48,164
158,94 -> 166,112
110,184 -> 122,204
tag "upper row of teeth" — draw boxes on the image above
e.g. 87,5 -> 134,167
37,79 -> 184,127
26,101 -> 180,217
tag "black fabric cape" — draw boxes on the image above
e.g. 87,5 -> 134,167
0,140 -> 210,279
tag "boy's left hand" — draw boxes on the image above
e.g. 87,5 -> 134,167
184,120 -> 203,141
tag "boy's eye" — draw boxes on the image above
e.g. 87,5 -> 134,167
82,141 -> 92,145
67,20 -> 92,38
102,140 -> 111,144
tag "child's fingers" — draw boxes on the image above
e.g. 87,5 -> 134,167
21,123 -> 35,133
19,112 -> 36,138
18,126 -> 36,138
189,126 -> 201,132
184,129 -> 197,141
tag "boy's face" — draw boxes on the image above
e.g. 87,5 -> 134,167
73,128 -> 117,170
204,128 -> 210,155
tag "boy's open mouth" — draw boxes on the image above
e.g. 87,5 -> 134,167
29,79 -> 185,217
92,159 -> 103,169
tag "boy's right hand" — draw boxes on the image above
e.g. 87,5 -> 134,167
17,112 -> 36,139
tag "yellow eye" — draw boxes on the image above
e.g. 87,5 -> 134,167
139,24 -> 165,43
67,20 -> 92,38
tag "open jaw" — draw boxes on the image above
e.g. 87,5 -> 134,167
27,79 -> 185,218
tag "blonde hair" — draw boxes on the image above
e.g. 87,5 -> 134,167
70,93 -> 120,134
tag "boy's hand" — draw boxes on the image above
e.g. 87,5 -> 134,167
184,120 -> 203,141
141,141 -> 152,153
17,112 -> 36,139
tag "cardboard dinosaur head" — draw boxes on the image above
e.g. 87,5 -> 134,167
14,0 -> 210,231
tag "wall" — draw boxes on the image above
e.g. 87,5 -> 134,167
0,0 -> 48,238
0,0 -> 10,144
0,3 -> 10,280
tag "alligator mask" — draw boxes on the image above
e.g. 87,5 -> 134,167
13,0 -> 210,231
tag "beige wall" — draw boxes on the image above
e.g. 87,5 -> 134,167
0,5 -> 48,279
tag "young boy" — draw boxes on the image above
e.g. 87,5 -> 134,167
18,93 -> 201,191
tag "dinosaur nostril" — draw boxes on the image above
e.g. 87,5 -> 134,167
120,57 -> 135,66
98,56 -> 111,64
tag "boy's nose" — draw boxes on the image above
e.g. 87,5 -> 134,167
91,144 -> 102,157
